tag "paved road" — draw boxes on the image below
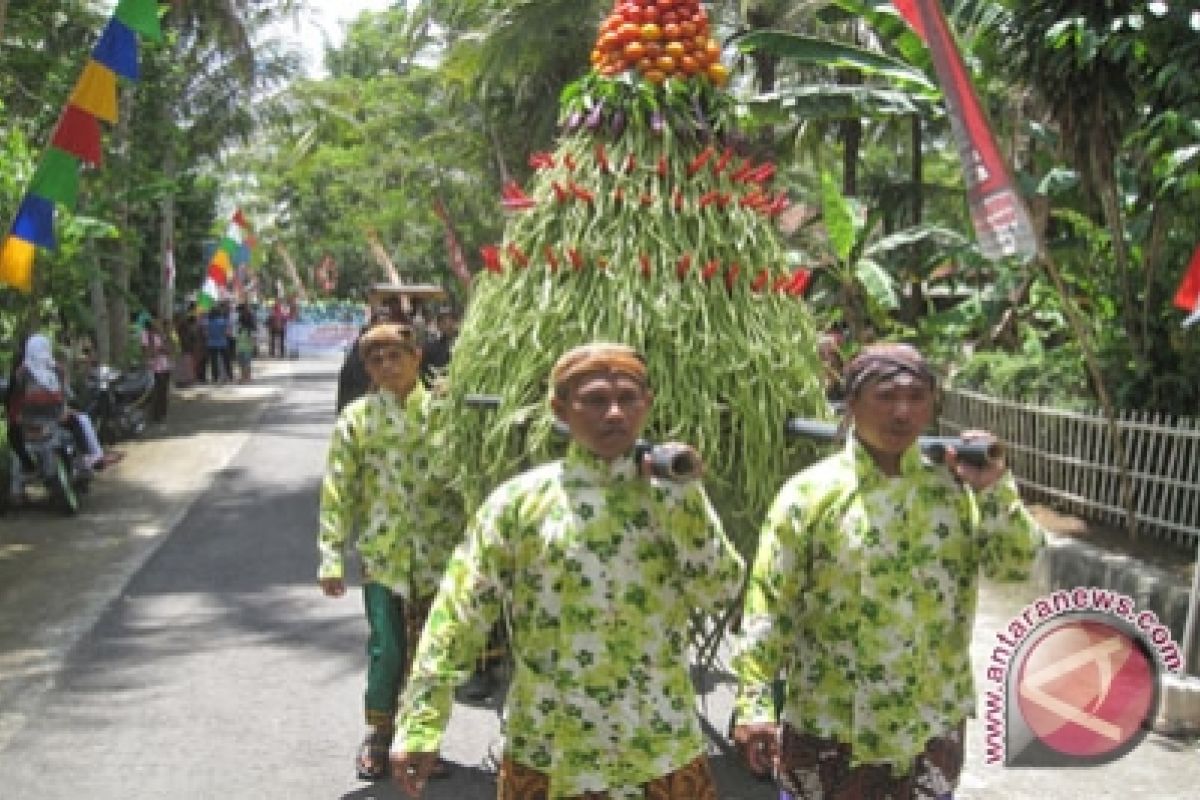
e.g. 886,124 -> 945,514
0,358 -> 1195,799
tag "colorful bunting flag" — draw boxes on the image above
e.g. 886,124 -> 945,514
0,237 -> 36,293
2,0 -> 157,292
92,18 -> 140,80
433,197 -> 473,287
29,148 -> 82,206
12,195 -> 58,249
69,61 -> 119,123
197,209 -> 256,310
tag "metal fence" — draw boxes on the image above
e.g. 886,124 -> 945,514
939,388 -> 1200,548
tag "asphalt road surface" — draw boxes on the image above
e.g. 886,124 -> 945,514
0,358 -> 1195,799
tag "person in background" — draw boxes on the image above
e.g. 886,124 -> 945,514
236,308 -> 256,384
418,307 -> 458,389
318,322 -> 461,782
268,298 -> 288,358
205,305 -> 231,384
731,342 -> 1043,800
7,333 -> 120,474
390,342 -> 744,800
141,313 -> 174,423
336,306 -> 388,413
174,306 -> 197,388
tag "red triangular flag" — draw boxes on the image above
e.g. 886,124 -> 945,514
1172,244 -> 1200,312
51,105 -> 103,167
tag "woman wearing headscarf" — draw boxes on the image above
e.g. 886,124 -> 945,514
8,334 -> 118,472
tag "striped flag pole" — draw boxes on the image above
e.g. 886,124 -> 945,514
893,0 -> 1038,262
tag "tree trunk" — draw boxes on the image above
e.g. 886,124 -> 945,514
106,92 -> 134,365
909,114 -> 923,225
158,112 -> 178,323
89,256 -> 111,364
0,0 -> 8,43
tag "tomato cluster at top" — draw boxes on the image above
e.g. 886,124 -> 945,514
591,0 -> 728,86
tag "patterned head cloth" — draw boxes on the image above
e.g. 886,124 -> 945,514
843,342 -> 937,399
550,342 -> 648,398
358,323 -> 418,359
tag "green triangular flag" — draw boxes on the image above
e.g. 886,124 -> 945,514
218,236 -> 240,256
114,0 -> 163,43
29,148 -> 81,207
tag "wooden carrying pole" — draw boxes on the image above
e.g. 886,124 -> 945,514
274,242 -> 309,301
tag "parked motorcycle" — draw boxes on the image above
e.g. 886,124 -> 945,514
82,364 -> 153,445
0,379 -> 90,515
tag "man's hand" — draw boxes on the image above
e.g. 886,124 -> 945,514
946,428 -> 1005,491
732,722 -> 779,777
390,751 -> 438,798
318,577 -> 345,597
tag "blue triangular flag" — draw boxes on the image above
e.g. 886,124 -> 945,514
92,18 -> 140,80
11,194 -> 57,249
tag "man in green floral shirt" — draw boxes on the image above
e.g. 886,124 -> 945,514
733,343 -> 1043,799
318,323 -> 460,781
390,342 -> 745,799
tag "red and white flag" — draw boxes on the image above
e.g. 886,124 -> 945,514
1172,243 -> 1200,328
894,0 -> 1038,262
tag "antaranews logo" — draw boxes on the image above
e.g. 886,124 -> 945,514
982,587 -> 1183,768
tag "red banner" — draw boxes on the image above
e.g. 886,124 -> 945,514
896,0 -> 1037,262
433,198 -> 473,287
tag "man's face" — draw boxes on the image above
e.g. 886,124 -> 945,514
552,372 -> 653,461
848,372 -> 935,462
364,345 -> 420,395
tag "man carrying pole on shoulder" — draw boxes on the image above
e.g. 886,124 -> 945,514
391,342 -> 745,799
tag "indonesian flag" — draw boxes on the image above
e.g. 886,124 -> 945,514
893,0 -> 1038,263
1173,244 -> 1200,328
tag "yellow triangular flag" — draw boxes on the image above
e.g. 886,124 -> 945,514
0,236 -> 36,293
210,247 -> 233,277
69,60 -> 119,124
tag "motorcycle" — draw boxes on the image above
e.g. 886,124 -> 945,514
0,380 -> 90,515
82,364 -> 153,445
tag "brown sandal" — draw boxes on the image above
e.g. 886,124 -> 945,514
355,728 -> 393,781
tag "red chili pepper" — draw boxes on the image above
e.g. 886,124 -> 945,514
676,253 -> 692,279
701,259 -> 720,282
697,190 -> 719,208
507,242 -> 528,268
672,189 -> 683,212
640,192 -> 655,207
788,267 -> 812,296
480,245 -> 502,274
687,146 -> 715,176
501,180 -> 536,210
724,262 -> 741,291
568,248 -> 584,270
564,153 -> 577,171
739,191 -> 767,209
751,268 -> 769,292
749,163 -> 776,184
625,154 -> 637,174
715,192 -> 732,209
596,257 -> 608,270
595,142 -> 609,173
552,181 -> 569,203
570,182 -> 595,204
657,155 -> 668,177
731,158 -> 755,182
710,146 -> 734,176
612,187 -> 624,205
768,194 -> 791,217
544,246 -> 559,272
773,273 -> 791,293
528,151 -> 555,169
639,253 -> 651,278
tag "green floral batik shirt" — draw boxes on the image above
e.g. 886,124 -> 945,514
318,383 -> 460,598
734,434 -> 1043,772
396,443 -> 745,799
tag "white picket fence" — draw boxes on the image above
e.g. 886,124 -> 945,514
938,388 -> 1200,548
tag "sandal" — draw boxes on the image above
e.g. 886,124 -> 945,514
355,728 -> 393,781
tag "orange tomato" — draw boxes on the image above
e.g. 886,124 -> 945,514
679,54 -> 699,75
637,56 -> 656,73
600,31 -> 621,51
643,41 -> 662,59
590,49 -> 603,65
664,40 -> 685,59
641,22 -> 663,41
679,21 -> 696,38
663,22 -> 681,40
707,62 -> 729,86
624,40 -> 646,62
644,69 -> 666,84
618,22 -> 641,43
705,40 -> 721,63
656,54 -> 676,73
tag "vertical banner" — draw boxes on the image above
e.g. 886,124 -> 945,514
894,0 -> 1038,262
1172,243 -> 1200,328
433,198 -> 473,287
